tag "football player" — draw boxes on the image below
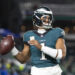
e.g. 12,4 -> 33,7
10,7 -> 66,75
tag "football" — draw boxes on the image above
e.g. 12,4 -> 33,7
0,35 -> 14,55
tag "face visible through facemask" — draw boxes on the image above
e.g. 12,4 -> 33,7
40,15 -> 51,27
34,14 -> 52,30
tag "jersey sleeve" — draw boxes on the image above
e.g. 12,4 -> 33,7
57,28 -> 65,39
23,32 -> 30,46
23,33 -> 28,42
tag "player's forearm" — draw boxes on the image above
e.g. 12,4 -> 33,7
55,38 -> 66,59
15,52 -> 30,64
11,46 -> 30,64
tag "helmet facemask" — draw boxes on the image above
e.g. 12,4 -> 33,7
40,14 -> 52,29
33,7 -> 53,29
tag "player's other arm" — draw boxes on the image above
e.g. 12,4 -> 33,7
11,44 -> 30,64
29,38 -> 66,60
55,38 -> 66,59
40,38 -> 66,60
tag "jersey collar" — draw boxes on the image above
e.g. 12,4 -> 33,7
37,29 -> 46,34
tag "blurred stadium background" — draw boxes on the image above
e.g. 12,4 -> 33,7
0,0 -> 75,75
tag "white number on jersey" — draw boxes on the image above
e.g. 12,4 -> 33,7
40,43 -> 47,60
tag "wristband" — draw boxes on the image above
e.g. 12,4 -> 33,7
11,46 -> 19,56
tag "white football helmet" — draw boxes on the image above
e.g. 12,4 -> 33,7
32,7 -> 53,29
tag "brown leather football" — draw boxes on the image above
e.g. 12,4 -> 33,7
0,35 -> 14,55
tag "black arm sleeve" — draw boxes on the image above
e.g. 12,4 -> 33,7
23,41 -> 30,46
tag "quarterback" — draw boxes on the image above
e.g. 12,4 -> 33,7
10,7 -> 66,75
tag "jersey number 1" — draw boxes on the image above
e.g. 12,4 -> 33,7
40,43 -> 47,60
